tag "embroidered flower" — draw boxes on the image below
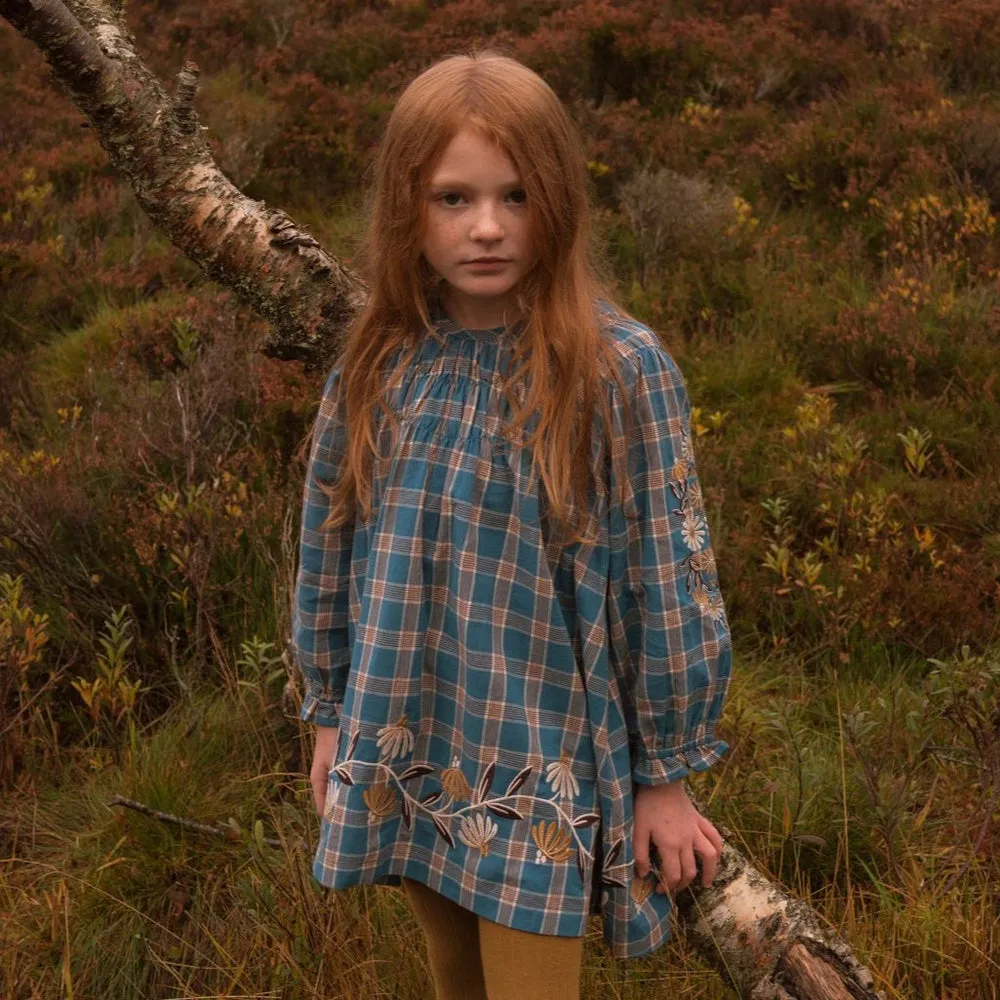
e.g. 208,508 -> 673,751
531,820 -> 573,862
681,512 -> 706,551
440,755 -> 472,801
630,872 -> 657,905
362,781 -> 396,820
689,549 -> 714,575
458,813 -> 498,857
693,585 -> 710,609
707,590 -> 727,623
670,457 -> 690,483
544,754 -> 579,802
376,715 -> 414,761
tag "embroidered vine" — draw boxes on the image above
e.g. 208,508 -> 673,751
669,426 -> 729,628
329,720 -> 631,888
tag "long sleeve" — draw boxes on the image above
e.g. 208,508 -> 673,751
607,342 -> 732,785
291,366 -> 353,728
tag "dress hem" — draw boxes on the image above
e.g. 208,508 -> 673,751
311,855 -> 591,941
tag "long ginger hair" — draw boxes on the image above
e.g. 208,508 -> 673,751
321,49 -> 633,546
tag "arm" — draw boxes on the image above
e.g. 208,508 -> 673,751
291,365 -> 354,730
607,340 -> 732,890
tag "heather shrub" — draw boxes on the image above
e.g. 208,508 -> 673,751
617,166 -> 753,286
0,290 -> 318,742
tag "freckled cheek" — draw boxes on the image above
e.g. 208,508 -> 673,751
425,220 -> 463,257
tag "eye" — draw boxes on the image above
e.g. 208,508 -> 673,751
506,188 -> 527,205
438,192 -> 465,207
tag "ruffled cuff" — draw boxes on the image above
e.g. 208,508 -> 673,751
631,734 -> 729,785
299,687 -> 344,728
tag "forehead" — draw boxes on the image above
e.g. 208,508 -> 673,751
429,127 -> 521,186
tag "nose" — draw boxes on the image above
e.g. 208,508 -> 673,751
469,201 -> 504,242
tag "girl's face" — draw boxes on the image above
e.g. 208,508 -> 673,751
421,127 -> 534,330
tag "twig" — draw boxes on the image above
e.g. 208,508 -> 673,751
106,794 -> 292,849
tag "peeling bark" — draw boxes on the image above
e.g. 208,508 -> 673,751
1,0 -> 365,373
674,835 -> 885,999
4,3 -> 889,995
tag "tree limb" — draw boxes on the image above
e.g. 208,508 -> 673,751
675,838 -> 885,999
1,0 -> 366,372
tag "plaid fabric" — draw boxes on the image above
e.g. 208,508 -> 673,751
291,302 -> 732,959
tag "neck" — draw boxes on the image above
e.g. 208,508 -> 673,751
440,287 -> 523,331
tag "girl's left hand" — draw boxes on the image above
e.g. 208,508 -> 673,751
632,780 -> 723,894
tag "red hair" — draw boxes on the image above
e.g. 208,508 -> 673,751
322,48 -> 633,545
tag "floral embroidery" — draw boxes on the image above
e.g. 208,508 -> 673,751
331,739 -> 602,878
630,872 -> 657,905
688,549 -> 715,575
667,427 -> 729,632
599,835 -> 629,888
532,820 -> 574,862
440,756 -> 472,801
707,591 -> 726,622
680,426 -> 695,464
363,781 -> 396,819
376,714 -> 414,761
544,753 -> 579,801
458,814 -> 498,856
681,513 -> 707,552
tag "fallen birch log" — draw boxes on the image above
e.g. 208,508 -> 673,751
675,838 -> 884,999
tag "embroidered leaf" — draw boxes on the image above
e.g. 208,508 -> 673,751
333,765 -> 353,786
420,789 -> 443,806
476,760 -> 496,804
601,873 -> 627,888
334,727 -> 343,761
604,836 -> 624,868
575,844 -> 586,880
571,812 -> 600,828
399,764 -> 435,782
486,802 -> 524,821
346,729 -> 360,760
400,795 -> 413,830
505,765 -> 533,796
432,813 -> 455,848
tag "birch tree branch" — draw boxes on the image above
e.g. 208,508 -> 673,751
1,0 -> 365,373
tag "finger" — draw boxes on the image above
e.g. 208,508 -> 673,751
678,845 -> 698,892
656,843 -> 681,894
695,833 -> 720,887
633,818 -> 651,877
699,814 -> 724,853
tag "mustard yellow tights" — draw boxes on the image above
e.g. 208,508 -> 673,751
400,877 -> 584,1000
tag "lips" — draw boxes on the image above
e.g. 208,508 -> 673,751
466,258 -> 509,264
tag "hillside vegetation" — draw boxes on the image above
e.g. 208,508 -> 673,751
1,1 -> 998,996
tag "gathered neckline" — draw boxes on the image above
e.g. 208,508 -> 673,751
429,298 -> 525,339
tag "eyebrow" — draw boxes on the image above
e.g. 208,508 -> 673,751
428,178 -> 524,191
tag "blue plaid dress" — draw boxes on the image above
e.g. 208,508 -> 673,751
292,302 -> 731,959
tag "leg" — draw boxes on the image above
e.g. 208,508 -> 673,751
400,877 -> 488,1000
478,917 -> 584,1000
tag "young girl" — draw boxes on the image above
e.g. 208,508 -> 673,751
292,49 -> 731,1000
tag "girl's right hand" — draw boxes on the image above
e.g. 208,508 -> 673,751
310,725 -> 341,817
